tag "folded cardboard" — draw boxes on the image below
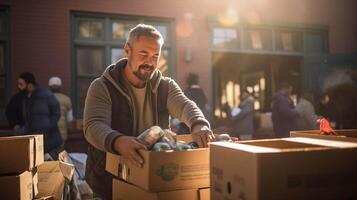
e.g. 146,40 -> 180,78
210,137 -> 357,200
112,178 -> 210,200
36,161 -> 75,200
0,134 -> 44,174
106,135 -> 209,192
290,129 -> 357,143
0,170 -> 38,200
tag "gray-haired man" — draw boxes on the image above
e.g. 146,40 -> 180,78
83,24 -> 214,199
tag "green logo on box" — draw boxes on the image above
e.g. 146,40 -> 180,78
156,163 -> 179,181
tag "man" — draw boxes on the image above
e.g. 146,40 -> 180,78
231,89 -> 255,140
84,24 -> 214,199
48,76 -> 73,143
184,73 -> 208,114
19,72 -> 63,159
271,82 -> 299,138
295,93 -> 318,130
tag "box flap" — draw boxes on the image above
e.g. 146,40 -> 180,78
290,129 -> 357,143
284,137 -> 357,148
37,161 -> 74,200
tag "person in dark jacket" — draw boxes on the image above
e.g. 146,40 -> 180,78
271,83 -> 299,138
184,73 -> 208,114
19,72 -> 63,159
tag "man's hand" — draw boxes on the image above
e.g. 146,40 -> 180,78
191,124 -> 215,148
113,136 -> 147,168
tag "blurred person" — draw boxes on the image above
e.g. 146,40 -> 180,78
232,89 -> 255,140
295,93 -> 318,130
19,72 -> 63,159
223,89 -> 255,140
83,24 -> 213,199
48,76 -> 73,143
271,82 -> 299,138
5,81 -> 26,134
184,73 -> 208,115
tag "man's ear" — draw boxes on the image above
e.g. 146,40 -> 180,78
124,43 -> 130,57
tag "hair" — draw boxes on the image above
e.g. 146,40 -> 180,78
126,24 -> 164,46
186,73 -> 199,86
278,82 -> 292,91
241,89 -> 250,95
19,72 -> 36,85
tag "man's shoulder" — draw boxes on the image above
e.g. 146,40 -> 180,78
36,87 -> 53,97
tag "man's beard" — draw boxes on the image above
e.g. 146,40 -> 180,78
133,64 -> 155,81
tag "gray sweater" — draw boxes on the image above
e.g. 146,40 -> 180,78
83,59 -> 209,153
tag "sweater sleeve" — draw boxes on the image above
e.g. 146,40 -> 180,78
83,79 -> 123,153
166,78 -> 210,130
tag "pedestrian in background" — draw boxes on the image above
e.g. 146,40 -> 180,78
20,72 -> 63,159
48,76 -> 74,143
295,93 -> 318,130
271,82 -> 299,138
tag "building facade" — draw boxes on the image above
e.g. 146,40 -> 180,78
0,0 -> 356,126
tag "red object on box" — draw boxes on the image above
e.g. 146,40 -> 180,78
317,118 -> 337,135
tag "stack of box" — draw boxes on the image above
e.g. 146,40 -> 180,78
210,137 -> 357,200
106,135 -> 210,200
0,135 -> 44,200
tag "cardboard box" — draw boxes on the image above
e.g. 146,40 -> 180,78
36,161 -> 75,200
210,138 -> 357,200
290,129 -> 357,143
0,134 -> 44,174
112,178 -> 210,200
106,135 -> 209,192
0,170 -> 38,200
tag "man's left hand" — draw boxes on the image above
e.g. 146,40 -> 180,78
191,124 -> 215,148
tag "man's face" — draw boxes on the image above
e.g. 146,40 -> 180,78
240,91 -> 248,100
17,78 -> 27,92
125,36 -> 161,82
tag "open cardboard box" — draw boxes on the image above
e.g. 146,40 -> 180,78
112,178 -> 210,200
36,161 -> 75,200
0,170 -> 38,200
106,135 -> 209,192
0,134 -> 44,174
210,137 -> 357,200
290,129 -> 357,143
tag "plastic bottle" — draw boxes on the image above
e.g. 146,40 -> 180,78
152,142 -> 172,152
137,126 -> 165,149
160,129 -> 177,149
175,141 -> 192,151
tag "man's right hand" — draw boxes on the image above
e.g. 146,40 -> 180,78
113,136 -> 147,168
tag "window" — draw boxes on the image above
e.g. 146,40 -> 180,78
212,27 -> 239,49
0,7 -> 9,125
275,29 -> 303,52
72,13 -> 173,117
210,23 -> 327,55
243,27 -> 272,51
